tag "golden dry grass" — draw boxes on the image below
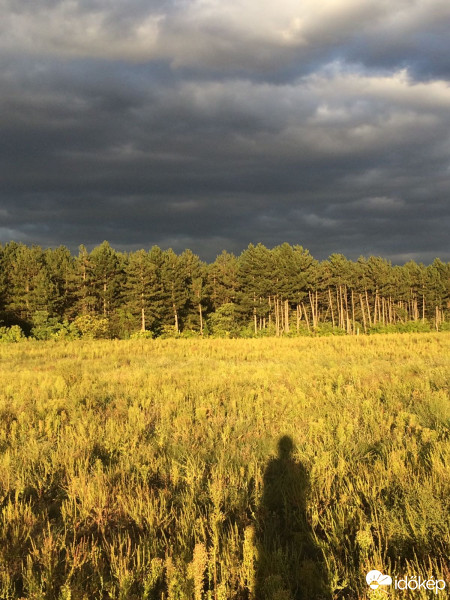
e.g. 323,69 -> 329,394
0,333 -> 449,599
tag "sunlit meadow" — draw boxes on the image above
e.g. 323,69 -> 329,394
0,334 -> 449,599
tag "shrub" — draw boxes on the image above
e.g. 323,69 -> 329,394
159,325 -> 180,339
55,321 -> 81,340
130,330 -> 154,339
368,321 -> 432,335
30,310 -> 80,340
72,315 -> 109,339
314,323 -> 347,336
0,325 -> 25,342
179,329 -> 202,338
208,303 -> 241,338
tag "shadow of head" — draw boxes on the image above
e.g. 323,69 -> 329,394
277,435 -> 294,459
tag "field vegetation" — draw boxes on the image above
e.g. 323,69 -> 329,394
0,334 -> 449,599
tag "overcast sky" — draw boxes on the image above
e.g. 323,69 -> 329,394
0,0 -> 449,262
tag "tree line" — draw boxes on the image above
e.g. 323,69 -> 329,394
0,241 -> 448,339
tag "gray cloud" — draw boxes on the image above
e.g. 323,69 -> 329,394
0,0 -> 449,262
2,0 -> 449,75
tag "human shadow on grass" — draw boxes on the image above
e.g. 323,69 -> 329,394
255,436 -> 330,600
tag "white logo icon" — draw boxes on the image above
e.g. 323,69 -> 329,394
366,570 -> 393,590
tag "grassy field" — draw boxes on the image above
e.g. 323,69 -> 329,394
0,334 -> 449,599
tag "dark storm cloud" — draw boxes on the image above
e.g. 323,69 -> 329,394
0,0 -> 449,262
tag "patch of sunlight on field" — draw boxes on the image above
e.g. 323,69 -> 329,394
0,334 -> 449,599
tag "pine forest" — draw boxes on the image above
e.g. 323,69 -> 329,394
0,241 -> 449,340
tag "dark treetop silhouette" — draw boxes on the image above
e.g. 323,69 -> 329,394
256,436 -> 330,600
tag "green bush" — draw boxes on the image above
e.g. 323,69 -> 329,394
179,329 -> 202,338
208,303 -> 241,338
0,325 -> 26,342
56,321 -> 81,340
314,323 -> 347,336
368,321 -> 431,335
30,310 -> 80,340
72,315 -> 109,339
159,325 -> 180,339
130,330 -> 154,339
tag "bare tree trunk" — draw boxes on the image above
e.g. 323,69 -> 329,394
328,288 -> 335,327
301,302 -> 310,331
284,300 -> 289,333
340,286 -> 346,330
336,287 -> 341,329
173,306 -> 179,333
373,290 -> 378,325
315,291 -> 319,326
199,304 -> 203,335
103,281 -> 107,316
141,291 -> 146,331
280,298 -> 284,333
275,297 -> 279,336
359,294 -> 367,333
365,289 -> 372,326
309,291 -> 316,328
399,301 -> 405,324
343,286 -> 351,334
268,296 -> 272,330
351,289 -> 356,334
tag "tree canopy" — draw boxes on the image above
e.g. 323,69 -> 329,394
0,241 -> 448,338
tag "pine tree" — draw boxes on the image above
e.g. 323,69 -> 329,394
3,243 -> 54,323
271,244 -> 317,332
427,258 -> 449,329
237,244 -> 265,333
44,246 -> 76,319
320,254 -> 354,331
71,245 -> 97,317
123,249 -> 161,333
0,239 -> 447,338
89,241 -> 122,318
160,249 -> 189,333
179,249 -> 208,333
208,250 -> 239,310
